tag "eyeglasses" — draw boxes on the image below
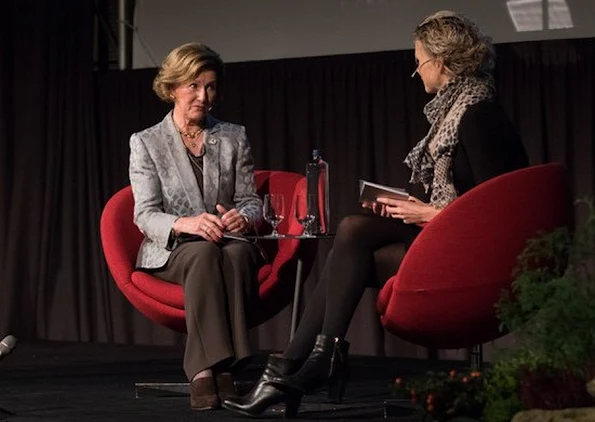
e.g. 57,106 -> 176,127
411,58 -> 433,78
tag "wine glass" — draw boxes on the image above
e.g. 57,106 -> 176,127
295,193 -> 316,237
263,194 -> 286,237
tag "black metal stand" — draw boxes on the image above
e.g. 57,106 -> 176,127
468,344 -> 484,371
133,380 -> 253,399
383,399 -> 415,418
134,382 -> 188,398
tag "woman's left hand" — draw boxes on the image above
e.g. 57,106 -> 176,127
361,200 -> 389,217
375,196 -> 440,225
216,204 -> 250,233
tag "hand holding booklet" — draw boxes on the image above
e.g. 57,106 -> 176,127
359,179 -> 409,204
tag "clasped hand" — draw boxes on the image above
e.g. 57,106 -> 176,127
173,205 -> 249,242
363,196 -> 440,225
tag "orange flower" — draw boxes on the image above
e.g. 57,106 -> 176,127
462,376 -> 469,383
449,369 -> 457,378
427,404 -> 434,413
470,371 -> 481,377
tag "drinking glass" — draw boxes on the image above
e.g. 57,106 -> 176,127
295,193 -> 316,237
263,194 -> 286,237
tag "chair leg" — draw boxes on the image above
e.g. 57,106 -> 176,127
134,381 -> 252,399
426,348 -> 438,361
467,345 -> 483,371
290,258 -> 304,340
134,382 -> 189,398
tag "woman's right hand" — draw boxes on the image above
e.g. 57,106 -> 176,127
173,213 -> 225,242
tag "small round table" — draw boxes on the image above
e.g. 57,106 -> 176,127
242,234 -> 335,340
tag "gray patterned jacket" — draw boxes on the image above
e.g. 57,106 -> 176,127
129,112 -> 262,269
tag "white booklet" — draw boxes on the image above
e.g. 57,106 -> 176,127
358,179 -> 409,203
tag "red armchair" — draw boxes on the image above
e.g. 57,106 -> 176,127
376,163 -> 573,350
100,170 -> 309,334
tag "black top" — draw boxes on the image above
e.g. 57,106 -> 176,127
410,100 -> 529,202
452,100 -> 528,195
187,150 -> 205,195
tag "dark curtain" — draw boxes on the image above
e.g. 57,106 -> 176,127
496,41 -> 595,203
0,0 -> 114,341
2,1 -> 594,357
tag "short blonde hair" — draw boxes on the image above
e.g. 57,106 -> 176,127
414,11 -> 495,77
153,43 -> 224,103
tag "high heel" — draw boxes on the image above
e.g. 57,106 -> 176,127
189,376 -> 220,410
327,361 -> 349,403
284,394 -> 302,418
270,334 -> 350,402
328,340 -> 350,403
222,354 -> 302,418
215,372 -> 237,402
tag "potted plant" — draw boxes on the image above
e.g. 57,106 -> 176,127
389,201 -> 595,422
391,369 -> 485,421
484,200 -> 595,420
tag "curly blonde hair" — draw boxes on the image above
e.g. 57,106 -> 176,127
414,11 -> 495,77
152,43 -> 224,103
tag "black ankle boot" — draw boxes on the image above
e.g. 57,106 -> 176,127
270,334 -> 350,403
222,354 -> 303,418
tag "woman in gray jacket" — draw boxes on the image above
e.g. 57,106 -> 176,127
129,43 -> 262,411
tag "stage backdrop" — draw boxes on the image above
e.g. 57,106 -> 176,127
133,0 -> 594,66
1,0 -> 594,360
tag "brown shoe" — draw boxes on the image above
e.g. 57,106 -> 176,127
190,377 -> 220,410
216,372 -> 237,401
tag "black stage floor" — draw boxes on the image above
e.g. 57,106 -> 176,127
0,341 -> 469,421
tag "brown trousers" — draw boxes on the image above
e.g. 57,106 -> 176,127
150,239 -> 261,380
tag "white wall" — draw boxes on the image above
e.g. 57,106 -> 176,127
132,0 -> 594,67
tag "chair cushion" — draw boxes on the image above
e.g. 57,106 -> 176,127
131,271 -> 185,309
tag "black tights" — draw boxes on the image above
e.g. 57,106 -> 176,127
284,212 -> 421,360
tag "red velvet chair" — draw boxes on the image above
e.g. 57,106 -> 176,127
376,164 -> 573,357
100,170 -> 309,335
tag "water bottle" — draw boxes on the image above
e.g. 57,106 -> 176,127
306,149 -> 330,234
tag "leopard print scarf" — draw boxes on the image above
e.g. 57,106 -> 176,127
404,76 -> 494,208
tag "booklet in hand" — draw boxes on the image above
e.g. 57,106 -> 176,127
359,179 -> 409,203
222,233 -> 253,243
176,233 -> 253,244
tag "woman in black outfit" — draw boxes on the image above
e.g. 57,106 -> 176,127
223,10 -> 528,418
